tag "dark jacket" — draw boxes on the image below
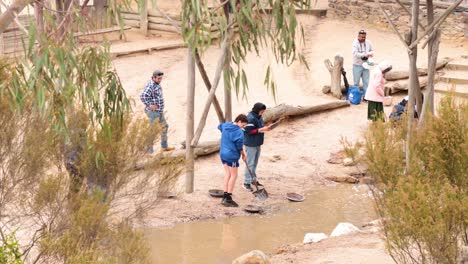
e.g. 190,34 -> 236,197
218,122 -> 244,162
244,112 -> 265,147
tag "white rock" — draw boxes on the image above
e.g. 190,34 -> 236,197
343,158 -> 355,166
330,222 -> 360,237
303,233 -> 328,244
232,250 -> 270,264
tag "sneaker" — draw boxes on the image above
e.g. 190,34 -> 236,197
222,199 -> 239,207
243,183 -> 253,192
161,146 -> 175,152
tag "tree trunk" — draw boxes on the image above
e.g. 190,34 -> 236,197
420,0 -> 440,125
194,51 -> 225,123
191,35 -> 231,148
325,55 -> 344,99
223,16 -> 233,122
140,0 -> 148,35
34,1 -> 44,42
0,8 -> 3,55
0,0 -> 31,34
94,0 -> 106,28
185,47 -> 196,193
406,0 -> 420,172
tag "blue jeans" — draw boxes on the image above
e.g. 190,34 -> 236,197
353,64 -> 370,97
147,111 -> 168,150
244,146 -> 261,184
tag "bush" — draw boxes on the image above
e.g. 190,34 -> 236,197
364,96 -> 467,264
0,232 -> 22,264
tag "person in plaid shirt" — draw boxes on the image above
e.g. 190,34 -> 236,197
140,70 -> 174,153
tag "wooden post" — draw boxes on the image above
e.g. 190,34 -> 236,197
185,48 -> 196,193
325,55 -> 344,99
140,0 -> 148,36
194,51 -> 225,123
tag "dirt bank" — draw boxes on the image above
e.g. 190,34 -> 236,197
109,14 -> 467,263
271,229 -> 394,264
112,16 -> 466,228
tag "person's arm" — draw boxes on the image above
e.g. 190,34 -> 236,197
245,119 -> 270,135
140,82 -> 159,110
140,83 -> 152,107
235,132 -> 245,160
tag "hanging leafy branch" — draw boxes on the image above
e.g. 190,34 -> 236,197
181,0 -> 311,99
4,25 -> 130,133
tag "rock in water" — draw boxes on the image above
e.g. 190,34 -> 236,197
303,233 -> 328,244
330,222 -> 360,237
232,250 -> 270,264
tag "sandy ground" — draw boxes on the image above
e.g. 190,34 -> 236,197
111,13 -> 467,262
112,16 -> 467,227
271,230 -> 394,264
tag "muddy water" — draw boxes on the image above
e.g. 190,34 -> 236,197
146,184 -> 376,264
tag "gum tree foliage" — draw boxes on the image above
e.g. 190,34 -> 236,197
181,0 -> 311,99
0,6 -> 182,263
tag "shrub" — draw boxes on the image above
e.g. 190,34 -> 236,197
364,96 -> 467,264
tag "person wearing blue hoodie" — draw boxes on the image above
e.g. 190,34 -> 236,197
243,102 -> 271,191
218,114 -> 248,207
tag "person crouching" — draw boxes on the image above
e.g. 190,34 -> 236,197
218,114 -> 248,207
365,60 -> 392,122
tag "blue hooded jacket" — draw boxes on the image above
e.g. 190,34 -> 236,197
218,122 -> 244,162
244,111 -> 265,147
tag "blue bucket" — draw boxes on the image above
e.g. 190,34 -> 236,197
346,86 -> 362,105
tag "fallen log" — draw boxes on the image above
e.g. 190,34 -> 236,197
148,23 -> 179,33
124,19 -> 140,28
148,9 -> 180,20
148,16 -> 182,26
173,140 -> 220,158
134,141 -> 219,170
262,101 -> 350,123
385,76 -> 429,94
385,58 -> 450,81
121,12 -> 140,21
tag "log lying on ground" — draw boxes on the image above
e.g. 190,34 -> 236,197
124,20 -> 140,28
178,140 -> 220,157
134,141 -> 220,170
385,76 -> 429,94
262,101 -> 350,123
384,58 -> 450,81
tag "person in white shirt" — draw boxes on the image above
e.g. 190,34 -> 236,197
352,30 -> 374,99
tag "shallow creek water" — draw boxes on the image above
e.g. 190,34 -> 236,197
146,184 -> 376,264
